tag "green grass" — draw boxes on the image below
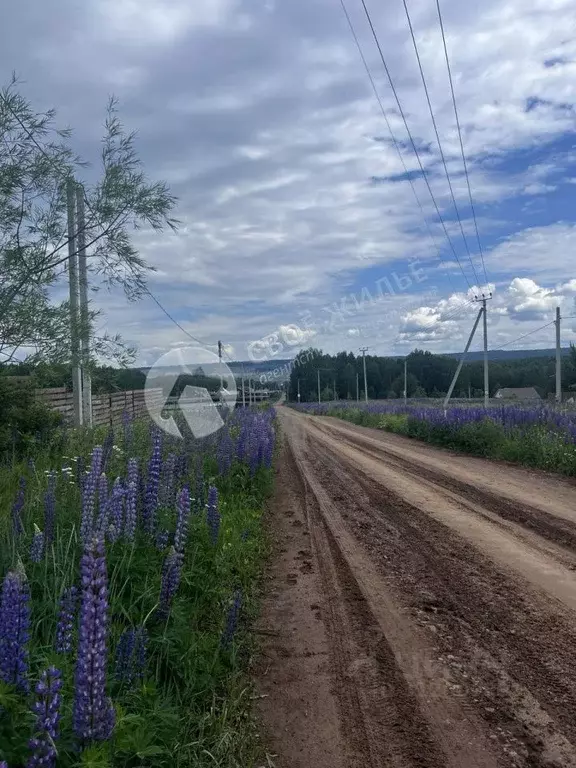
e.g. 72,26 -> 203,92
0,414 -> 275,767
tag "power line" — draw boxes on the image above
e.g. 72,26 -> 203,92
357,0 -> 473,290
338,0 -> 459,294
401,0 -> 480,287
434,0 -> 488,288
492,321 -> 555,351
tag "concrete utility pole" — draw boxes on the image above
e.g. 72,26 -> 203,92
297,378 -> 301,403
356,372 -> 359,402
482,297 -> 489,408
76,184 -> 92,426
67,178 -> 83,426
360,347 -> 369,402
317,369 -> 321,404
444,305 -> 484,409
217,340 -> 224,391
555,306 -> 562,404
403,357 -> 408,405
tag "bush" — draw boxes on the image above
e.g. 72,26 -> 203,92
0,376 -> 62,464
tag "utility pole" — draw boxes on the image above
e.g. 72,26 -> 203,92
356,372 -> 359,402
403,357 -> 408,405
67,178 -> 83,427
555,306 -> 562,404
482,297 -> 489,408
317,369 -> 321,404
360,347 -> 369,402
76,184 -> 92,426
217,340 -> 223,391
297,378 -> 301,403
444,306 -> 484,409
333,378 -> 337,403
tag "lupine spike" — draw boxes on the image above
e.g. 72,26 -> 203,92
30,525 -> 45,563
158,547 -> 184,619
73,539 -> 114,743
143,431 -> 162,535
114,629 -> 136,685
221,590 -> 243,647
174,486 -> 191,553
124,482 -> 137,541
27,666 -> 62,768
0,569 -> 31,692
55,586 -> 78,654
80,447 -> 103,544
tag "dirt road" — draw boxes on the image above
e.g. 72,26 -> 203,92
255,407 -> 576,768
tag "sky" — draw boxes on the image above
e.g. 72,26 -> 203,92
2,0 -> 576,366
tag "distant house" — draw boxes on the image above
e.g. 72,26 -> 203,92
494,387 -> 541,401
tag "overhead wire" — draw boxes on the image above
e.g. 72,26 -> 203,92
338,0 -> 458,295
397,296 -> 475,346
435,0 -> 489,288
356,0 -> 473,290
492,321 -> 555,351
400,0 -> 480,287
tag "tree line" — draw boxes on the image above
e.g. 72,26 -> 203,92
288,347 -> 576,402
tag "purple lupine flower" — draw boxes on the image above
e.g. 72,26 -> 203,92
107,478 -> 124,542
27,666 -> 62,768
12,476 -> 26,536
30,525 -> 44,563
206,485 -> 220,546
0,761 -> 7,768
114,629 -> 136,685
124,482 -> 137,542
134,627 -> 148,682
217,428 -> 234,476
159,453 -> 176,509
55,586 -> 78,654
157,547 -> 184,619
80,447 -> 103,544
195,457 -> 204,511
0,569 -> 31,692
221,590 -> 243,647
44,472 -> 57,545
73,539 -> 114,743
174,486 -> 191,553
155,529 -> 170,551
101,428 -> 115,473
96,473 -> 109,533
176,453 -> 188,483
143,430 -> 162,535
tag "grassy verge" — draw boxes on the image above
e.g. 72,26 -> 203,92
0,409 -> 275,767
297,404 -> 576,476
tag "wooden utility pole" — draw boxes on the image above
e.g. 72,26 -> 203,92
76,184 -> 92,426
356,372 -> 359,402
403,357 -> 408,405
317,369 -> 321,404
67,178 -> 83,426
482,297 -> 489,408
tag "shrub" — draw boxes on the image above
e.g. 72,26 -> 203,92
0,377 -> 62,464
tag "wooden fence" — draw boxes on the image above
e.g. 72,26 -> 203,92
35,388 -> 165,427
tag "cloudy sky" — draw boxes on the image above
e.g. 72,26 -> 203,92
3,0 -> 576,365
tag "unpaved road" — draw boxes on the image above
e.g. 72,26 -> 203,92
255,407 -> 576,768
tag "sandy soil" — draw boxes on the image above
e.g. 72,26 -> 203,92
254,407 -> 576,768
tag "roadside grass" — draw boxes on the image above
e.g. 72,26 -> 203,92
0,410 -> 275,768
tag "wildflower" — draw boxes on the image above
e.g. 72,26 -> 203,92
30,525 -> 44,563
221,590 -> 242,647
55,586 -> 78,654
27,666 -> 62,768
12,477 -> 26,537
101,428 -> 115,473
206,485 -> 220,545
124,481 -> 137,542
217,428 -> 234,476
0,568 -> 31,692
114,629 -> 136,685
96,473 -> 109,532
73,539 -> 115,743
157,547 -> 184,619
155,529 -> 170,551
159,453 -> 177,508
174,486 -> 191,553
143,430 -> 162,535
80,447 -> 103,545
134,627 -> 148,681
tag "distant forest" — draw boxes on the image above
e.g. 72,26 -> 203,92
288,347 -> 576,402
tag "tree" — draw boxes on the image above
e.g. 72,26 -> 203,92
0,78 -> 178,364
